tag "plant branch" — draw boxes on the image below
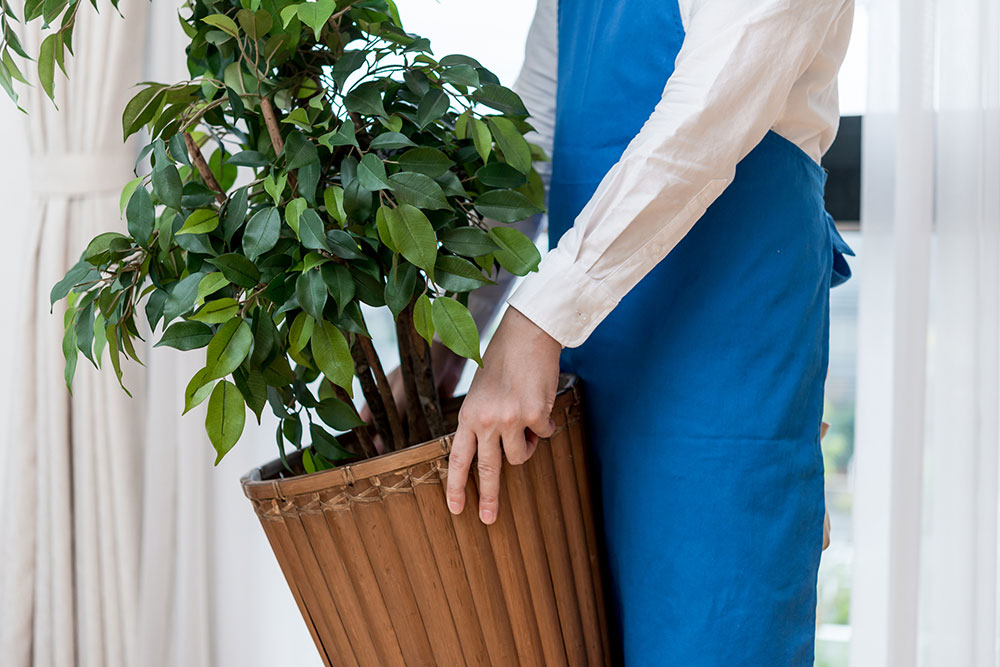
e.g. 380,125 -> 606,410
394,307 -> 431,443
402,309 -> 447,438
259,95 -> 285,154
356,334 -> 406,450
183,132 -> 226,205
350,339 -> 393,448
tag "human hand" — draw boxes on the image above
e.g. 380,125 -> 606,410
446,306 -> 561,524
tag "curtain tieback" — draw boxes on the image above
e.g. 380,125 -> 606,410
30,152 -> 136,198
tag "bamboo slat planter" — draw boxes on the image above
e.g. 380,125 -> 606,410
241,375 -> 612,666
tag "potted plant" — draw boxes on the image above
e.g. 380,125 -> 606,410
17,0 -> 612,663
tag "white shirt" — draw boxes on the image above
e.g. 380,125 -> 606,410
505,0 -> 855,348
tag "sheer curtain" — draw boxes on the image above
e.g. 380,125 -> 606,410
849,0 -> 1000,664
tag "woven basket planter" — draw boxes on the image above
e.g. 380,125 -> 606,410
241,374 -> 611,666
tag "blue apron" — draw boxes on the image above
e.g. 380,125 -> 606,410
548,1 -> 854,664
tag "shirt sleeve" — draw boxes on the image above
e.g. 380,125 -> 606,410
506,0 -> 850,348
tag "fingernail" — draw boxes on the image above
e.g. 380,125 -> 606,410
480,509 -> 494,524
448,501 -> 460,514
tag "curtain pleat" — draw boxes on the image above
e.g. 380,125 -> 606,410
0,3 -> 148,666
850,0 -> 1000,664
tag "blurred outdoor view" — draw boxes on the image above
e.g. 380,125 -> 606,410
815,231 -> 861,667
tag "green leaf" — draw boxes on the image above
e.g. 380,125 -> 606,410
251,310 -> 279,366
226,150 -> 270,167
222,187 -> 249,243
163,272 -> 206,323
432,297 -> 482,365
389,172 -> 451,211
284,131 -> 318,170
177,209 -> 220,235
357,153 -> 390,191
321,263 -> 355,315
297,209 -> 329,251
197,272 -> 230,300
434,255 -> 493,292
295,268 -> 327,321
156,321 -> 214,351
440,227 -> 498,256
416,89 -> 449,129
242,207 -> 281,260
289,311 -> 314,355
281,107 -> 312,130
153,162 -> 183,210
183,368 -> 214,414
384,204 -> 437,276
384,262 -> 417,318
316,397 -> 365,431
325,229 -> 366,260
237,8 -> 273,39
398,147 -> 455,178
455,109 -> 471,139
202,14 -> 240,38
205,317 -> 253,380
263,172 -> 287,206
233,366 -> 267,422
119,177 -> 143,215
323,187 -> 347,225
284,197 -> 307,235
51,260 -> 93,307
302,252 -> 329,273
191,298 -> 240,324
413,293 -> 434,346
472,84 -> 529,116
295,0 -> 335,39
206,381 -> 246,465
489,227 -> 542,275
375,206 -> 397,252
487,117 -> 533,175
122,84 -> 165,139
62,316 -> 78,388
311,320 -> 354,394
38,33 -> 58,101
473,189 -> 543,223
344,81 -> 386,118
470,118 -> 491,162
125,186 -> 155,244
319,118 -> 359,149
208,254 -> 260,288
310,424 -> 354,462
475,163 -> 527,189
368,132 -> 415,150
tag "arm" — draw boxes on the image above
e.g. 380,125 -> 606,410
449,0 -> 851,524
507,0 -> 852,347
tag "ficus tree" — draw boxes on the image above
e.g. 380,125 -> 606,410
8,0 -> 546,471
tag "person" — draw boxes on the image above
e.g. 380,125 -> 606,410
440,0 -> 856,663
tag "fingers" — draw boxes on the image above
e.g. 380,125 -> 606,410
526,410 -> 557,441
502,427 -> 530,466
446,424 -> 476,515
476,433 -> 502,525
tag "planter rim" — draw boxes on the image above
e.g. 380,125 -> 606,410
241,374 -> 580,501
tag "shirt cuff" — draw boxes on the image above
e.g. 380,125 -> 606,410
506,247 -> 618,348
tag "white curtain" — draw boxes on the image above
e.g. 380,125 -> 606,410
849,0 -> 1000,664
0,2 -> 149,665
